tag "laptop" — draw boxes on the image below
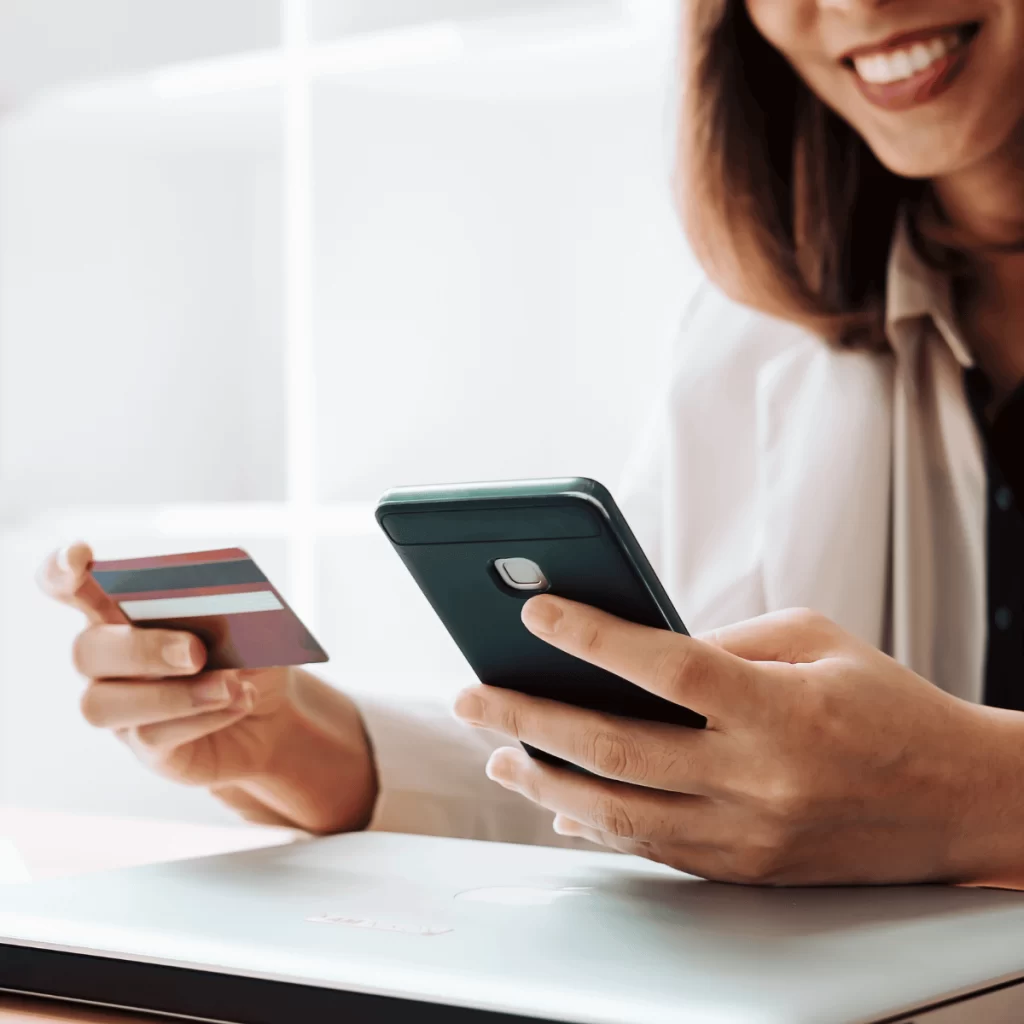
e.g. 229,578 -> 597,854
2,831 -> 1024,1023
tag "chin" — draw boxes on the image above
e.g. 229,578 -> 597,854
867,149 -> 956,180
859,132 -> 980,181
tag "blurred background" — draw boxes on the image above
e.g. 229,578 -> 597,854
0,0 -> 696,823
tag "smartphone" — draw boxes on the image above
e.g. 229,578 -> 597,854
376,478 -> 705,767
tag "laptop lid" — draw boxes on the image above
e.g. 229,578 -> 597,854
2,832 -> 1024,1024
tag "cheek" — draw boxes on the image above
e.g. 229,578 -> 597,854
744,0 -> 815,58
744,1 -> 850,124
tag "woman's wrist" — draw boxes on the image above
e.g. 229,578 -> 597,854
944,702 -> 1024,888
233,670 -> 380,835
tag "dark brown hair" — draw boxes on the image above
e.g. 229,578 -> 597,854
678,0 -> 927,348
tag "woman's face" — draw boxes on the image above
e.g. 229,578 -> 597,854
745,0 -> 1024,179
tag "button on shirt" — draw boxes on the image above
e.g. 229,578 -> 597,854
965,371 -> 1024,711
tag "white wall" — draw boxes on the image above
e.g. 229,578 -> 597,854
0,0 -> 280,103
311,72 -> 692,500
0,1 -> 698,823
0,129 -> 285,514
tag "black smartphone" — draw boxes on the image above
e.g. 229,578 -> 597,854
375,478 -> 706,767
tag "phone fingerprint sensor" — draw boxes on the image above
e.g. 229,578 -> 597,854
494,557 -> 549,592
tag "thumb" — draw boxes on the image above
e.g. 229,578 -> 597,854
699,608 -> 842,665
37,541 -> 127,625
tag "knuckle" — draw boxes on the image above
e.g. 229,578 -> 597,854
517,769 -> 543,803
497,752 -> 540,802
784,607 -> 836,644
134,628 -> 169,671
154,684 -> 190,717
496,705 -> 523,741
576,618 -> 603,656
653,642 -> 708,701
591,794 -> 637,839
585,729 -> 647,781
787,607 -> 824,628
760,773 -> 813,823
731,828 -> 792,884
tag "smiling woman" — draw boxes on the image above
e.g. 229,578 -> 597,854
681,1 -> 1024,349
32,0 -> 1024,887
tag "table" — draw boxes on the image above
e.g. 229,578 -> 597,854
0,807 -> 301,1023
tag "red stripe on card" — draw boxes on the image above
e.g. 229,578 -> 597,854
104,582 -> 277,602
90,548 -> 250,572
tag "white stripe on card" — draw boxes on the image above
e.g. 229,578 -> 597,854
119,590 -> 284,620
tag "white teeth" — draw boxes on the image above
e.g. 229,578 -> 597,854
891,51 -> 913,77
909,43 -> 931,71
852,32 -> 961,85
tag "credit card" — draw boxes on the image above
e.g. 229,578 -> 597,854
88,548 -> 328,671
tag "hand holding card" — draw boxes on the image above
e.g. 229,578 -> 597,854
39,542 -> 375,834
88,548 -> 328,671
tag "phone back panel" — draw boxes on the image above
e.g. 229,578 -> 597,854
376,480 -> 704,732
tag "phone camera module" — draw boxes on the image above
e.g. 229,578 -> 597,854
494,557 -> 549,592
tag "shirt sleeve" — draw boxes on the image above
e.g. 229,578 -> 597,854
355,696 -> 592,849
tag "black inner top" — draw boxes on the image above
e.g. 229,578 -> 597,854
964,370 -> 1024,712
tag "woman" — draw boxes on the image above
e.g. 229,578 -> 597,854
40,0 -> 1024,886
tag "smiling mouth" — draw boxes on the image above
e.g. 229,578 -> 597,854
840,22 -> 981,109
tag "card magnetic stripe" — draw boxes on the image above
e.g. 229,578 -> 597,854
92,559 -> 268,596
119,591 -> 285,621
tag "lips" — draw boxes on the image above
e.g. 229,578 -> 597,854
841,22 -> 981,112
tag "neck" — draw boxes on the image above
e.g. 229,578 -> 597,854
928,130 -> 1024,401
931,126 -> 1024,245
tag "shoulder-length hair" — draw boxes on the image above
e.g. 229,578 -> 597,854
678,0 -> 926,348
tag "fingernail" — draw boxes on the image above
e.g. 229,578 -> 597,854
485,753 -> 516,788
56,546 -> 72,574
234,681 -> 257,713
522,596 -> 563,635
453,691 -> 486,724
163,638 -> 196,672
192,678 -> 231,706
552,815 -> 574,836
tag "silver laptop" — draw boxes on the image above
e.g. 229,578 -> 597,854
2,831 -> 1024,1023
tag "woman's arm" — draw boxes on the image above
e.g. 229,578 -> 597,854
40,542 -> 586,846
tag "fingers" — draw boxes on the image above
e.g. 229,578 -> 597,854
129,701 -> 254,756
73,624 -> 207,680
554,814 -> 656,856
454,684 -> 724,795
37,542 -> 126,625
551,817 -> 750,884
520,595 -> 758,722
699,608 -> 842,664
80,673 -> 248,730
553,815 -> 656,856
484,746 -> 702,845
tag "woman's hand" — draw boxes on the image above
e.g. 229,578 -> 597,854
454,597 -> 1024,887
39,542 -> 378,834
